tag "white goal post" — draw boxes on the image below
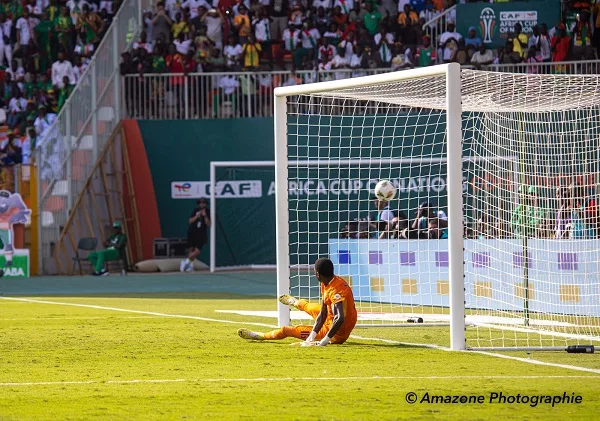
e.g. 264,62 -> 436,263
273,63 -> 600,351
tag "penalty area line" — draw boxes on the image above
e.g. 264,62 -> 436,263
2,374 -> 600,387
2,296 -> 599,375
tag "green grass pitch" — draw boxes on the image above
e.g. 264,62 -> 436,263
1,272 -> 599,420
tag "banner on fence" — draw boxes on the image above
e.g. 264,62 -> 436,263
457,0 -> 560,49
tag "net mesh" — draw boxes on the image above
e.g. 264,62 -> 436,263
283,69 -> 600,348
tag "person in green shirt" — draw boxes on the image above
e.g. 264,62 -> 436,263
151,46 -> 166,73
46,0 -> 59,21
417,36 -> 435,67
23,73 -> 36,98
36,11 -> 56,73
511,186 -> 546,238
362,2 -> 381,36
54,6 -> 73,53
57,76 -> 73,111
88,221 -> 127,276
37,73 -> 52,92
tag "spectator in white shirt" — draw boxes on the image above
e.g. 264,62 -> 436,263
7,89 -> 27,128
330,46 -> 350,78
202,8 -> 223,50
133,31 -> 155,54
182,0 -> 211,19
294,20 -> 320,68
439,23 -> 462,63
51,51 -> 76,89
16,8 -> 38,59
219,75 -> 239,106
0,13 -> 12,67
21,127 -> 37,165
253,9 -> 273,69
470,44 -> 493,69
223,34 -> 243,69
6,60 -> 24,82
174,32 -> 192,55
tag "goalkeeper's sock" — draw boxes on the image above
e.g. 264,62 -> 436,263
238,328 -> 265,340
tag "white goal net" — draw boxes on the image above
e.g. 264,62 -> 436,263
274,64 -> 600,350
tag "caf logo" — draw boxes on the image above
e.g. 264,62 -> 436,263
479,7 -> 496,44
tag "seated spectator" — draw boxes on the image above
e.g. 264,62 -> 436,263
317,37 -> 335,69
323,22 -> 342,44
0,130 -> 22,166
440,23 -> 461,63
87,221 -> 127,276
391,43 -> 412,69
241,34 -> 261,69
470,44 -> 493,69
415,35 -> 435,66
464,26 -> 482,49
451,38 -> 468,65
349,44 -> 366,76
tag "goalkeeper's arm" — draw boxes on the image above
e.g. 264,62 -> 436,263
306,302 -> 328,342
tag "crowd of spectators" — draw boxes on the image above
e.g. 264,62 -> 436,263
123,0 -> 600,82
0,0 -> 118,168
340,182 -> 600,241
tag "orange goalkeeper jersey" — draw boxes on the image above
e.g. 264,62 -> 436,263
321,275 -> 357,339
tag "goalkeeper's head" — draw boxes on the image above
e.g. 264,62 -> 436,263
314,258 -> 335,284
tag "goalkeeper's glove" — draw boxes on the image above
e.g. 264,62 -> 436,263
306,331 -> 317,343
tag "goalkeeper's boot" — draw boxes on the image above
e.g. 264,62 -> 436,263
238,328 -> 265,341
278,294 -> 299,309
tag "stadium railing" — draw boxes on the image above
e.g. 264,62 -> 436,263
122,68 -> 395,120
123,60 -> 600,120
484,59 -> 600,75
34,0 -> 149,274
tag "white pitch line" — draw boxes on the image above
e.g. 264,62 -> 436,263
2,296 -> 599,375
2,374 -> 599,387
0,316 -> 162,321
0,297 -> 277,329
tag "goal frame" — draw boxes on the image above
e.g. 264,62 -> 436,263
273,63 -> 466,351
208,160 -> 278,272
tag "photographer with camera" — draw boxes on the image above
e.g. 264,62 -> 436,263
180,198 -> 211,272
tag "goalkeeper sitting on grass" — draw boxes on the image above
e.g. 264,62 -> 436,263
238,258 -> 357,346
88,221 -> 127,276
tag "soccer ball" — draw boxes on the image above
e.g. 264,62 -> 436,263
374,180 -> 396,201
